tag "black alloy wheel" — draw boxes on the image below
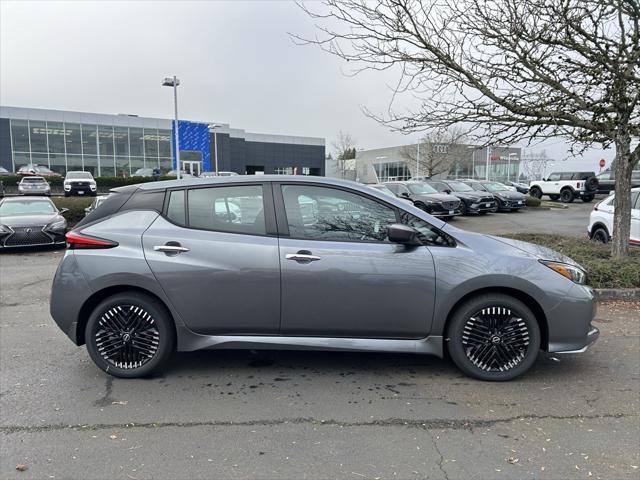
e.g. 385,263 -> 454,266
86,292 -> 175,378
560,189 -> 575,203
529,187 -> 542,199
447,294 -> 541,381
592,226 -> 609,243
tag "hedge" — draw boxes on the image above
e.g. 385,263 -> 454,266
504,233 -> 640,289
52,197 -> 94,226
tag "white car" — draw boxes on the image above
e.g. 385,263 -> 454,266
588,187 -> 640,245
64,171 -> 97,197
529,171 -> 598,203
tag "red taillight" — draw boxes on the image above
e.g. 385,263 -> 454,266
65,230 -> 118,249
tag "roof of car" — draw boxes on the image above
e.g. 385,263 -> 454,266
129,175 -> 364,191
1,195 -> 54,203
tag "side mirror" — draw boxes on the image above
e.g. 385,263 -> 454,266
401,191 -> 410,198
84,207 -> 91,213
387,223 -> 421,246
59,208 -> 69,215
444,189 -> 452,194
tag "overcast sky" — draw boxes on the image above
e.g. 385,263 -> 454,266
1,0 -> 613,172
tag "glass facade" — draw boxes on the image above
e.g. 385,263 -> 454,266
9,118 -> 173,176
373,161 -> 411,182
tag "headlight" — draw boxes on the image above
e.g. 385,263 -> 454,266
540,260 -> 587,284
46,219 -> 67,231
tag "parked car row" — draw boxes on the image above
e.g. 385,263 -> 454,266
371,179 -> 526,218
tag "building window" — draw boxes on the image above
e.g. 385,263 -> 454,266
275,167 -> 294,175
10,119 -> 29,153
373,161 -> 411,182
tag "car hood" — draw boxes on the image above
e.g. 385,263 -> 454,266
441,225 -> 583,268
412,193 -> 460,203
491,191 -> 524,200
0,213 -> 63,227
450,191 -> 488,200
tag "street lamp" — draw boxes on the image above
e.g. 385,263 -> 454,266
162,76 -> 181,180
485,146 -> 492,181
210,124 -> 223,175
467,146 -> 477,179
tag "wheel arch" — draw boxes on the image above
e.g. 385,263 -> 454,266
75,285 -> 177,346
444,287 -> 549,351
589,221 -> 610,236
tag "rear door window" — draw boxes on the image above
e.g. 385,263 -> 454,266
187,185 -> 266,235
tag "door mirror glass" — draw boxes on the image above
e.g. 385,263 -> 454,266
59,208 -> 69,215
387,223 -> 421,246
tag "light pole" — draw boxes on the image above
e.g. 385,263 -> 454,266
416,141 -> 420,179
467,146 -> 477,179
485,146 -> 492,181
162,76 -> 181,180
210,124 -> 223,175
508,153 -> 518,182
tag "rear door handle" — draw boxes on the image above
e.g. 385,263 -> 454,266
154,245 -> 190,254
285,253 -> 321,262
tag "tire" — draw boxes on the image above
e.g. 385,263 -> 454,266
85,292 -> 175,378
549,194 -> 560,201
446,293 -> 541,381
591,226 -> 610,243
529,186 -> 542,199
459,201 -> 468,215
585,176 -> 599,192
560,188 -> 575,203
478,211 -> 488,215
582,194 -> 594,202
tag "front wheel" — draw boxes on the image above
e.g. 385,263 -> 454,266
591,226 -> 610,243
85,292 -> 175,378
446,294 -> 541,381
529,187 -> 542,199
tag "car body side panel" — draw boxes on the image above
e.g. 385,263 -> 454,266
142,215 -> 281,336
279,238 -> 436,338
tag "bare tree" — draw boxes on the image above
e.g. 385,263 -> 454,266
331,130 -> 357,179
521,150 -> 554,181
295,0 -> 640,256
401,127 -> 468,177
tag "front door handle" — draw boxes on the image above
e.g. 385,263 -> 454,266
285,251 -> 321,262
154,244 -> 190,254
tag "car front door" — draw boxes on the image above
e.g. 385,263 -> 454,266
276,183 -> 436,339
142,184 -> 281,335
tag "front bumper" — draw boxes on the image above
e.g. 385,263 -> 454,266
498,199 -> 526,210
554,326 -> 600,353
0,227 -> 65,248
468,200 -> 496,213
546,284 -> 599,353
65,184 -> 97,195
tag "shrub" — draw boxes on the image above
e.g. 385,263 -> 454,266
52,197 -> 93,227
524,195 -> 541,207
504,233 -> 640,289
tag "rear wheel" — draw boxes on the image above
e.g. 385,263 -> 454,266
591,226 -> 610,243
85,292 -> 175,378
529,187 -> 542,199
560,188 -> 575,203
446,294 -> 541,381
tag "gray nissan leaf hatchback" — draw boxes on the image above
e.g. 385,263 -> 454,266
50,176 -> 599,381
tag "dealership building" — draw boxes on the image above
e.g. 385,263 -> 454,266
0,106 -> 325,177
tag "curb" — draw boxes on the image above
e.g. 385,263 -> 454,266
595,288 -> 640,301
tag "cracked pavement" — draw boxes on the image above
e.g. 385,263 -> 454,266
1,249 -> 639,479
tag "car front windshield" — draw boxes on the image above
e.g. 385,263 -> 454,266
483,182 -> 508,192
0,200 -> 56,216
407,183 -> 438,194
447,181 -> 474,192
66,172 -> 93,179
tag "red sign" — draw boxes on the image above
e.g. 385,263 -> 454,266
599,159 -> 606,168
490,154 -> 500,161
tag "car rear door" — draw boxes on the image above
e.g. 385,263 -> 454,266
275,183 -> 436,339
142,183 -> 281,335
631,191 -> 640,245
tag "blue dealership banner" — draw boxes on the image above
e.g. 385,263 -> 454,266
172,120 -> 211,171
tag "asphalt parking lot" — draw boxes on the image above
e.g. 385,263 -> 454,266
1,202 -> 639,480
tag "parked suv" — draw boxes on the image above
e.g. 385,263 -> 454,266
426,179 -> 496,215
50,176 -> 598,381
18,176 -> 51,196
384,181 -> 461,218
64,171 -> 97,197
595,170 -> 640,194
462,180 -> 526,212
588,188 -> 640,245
528,171 -> 598,203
